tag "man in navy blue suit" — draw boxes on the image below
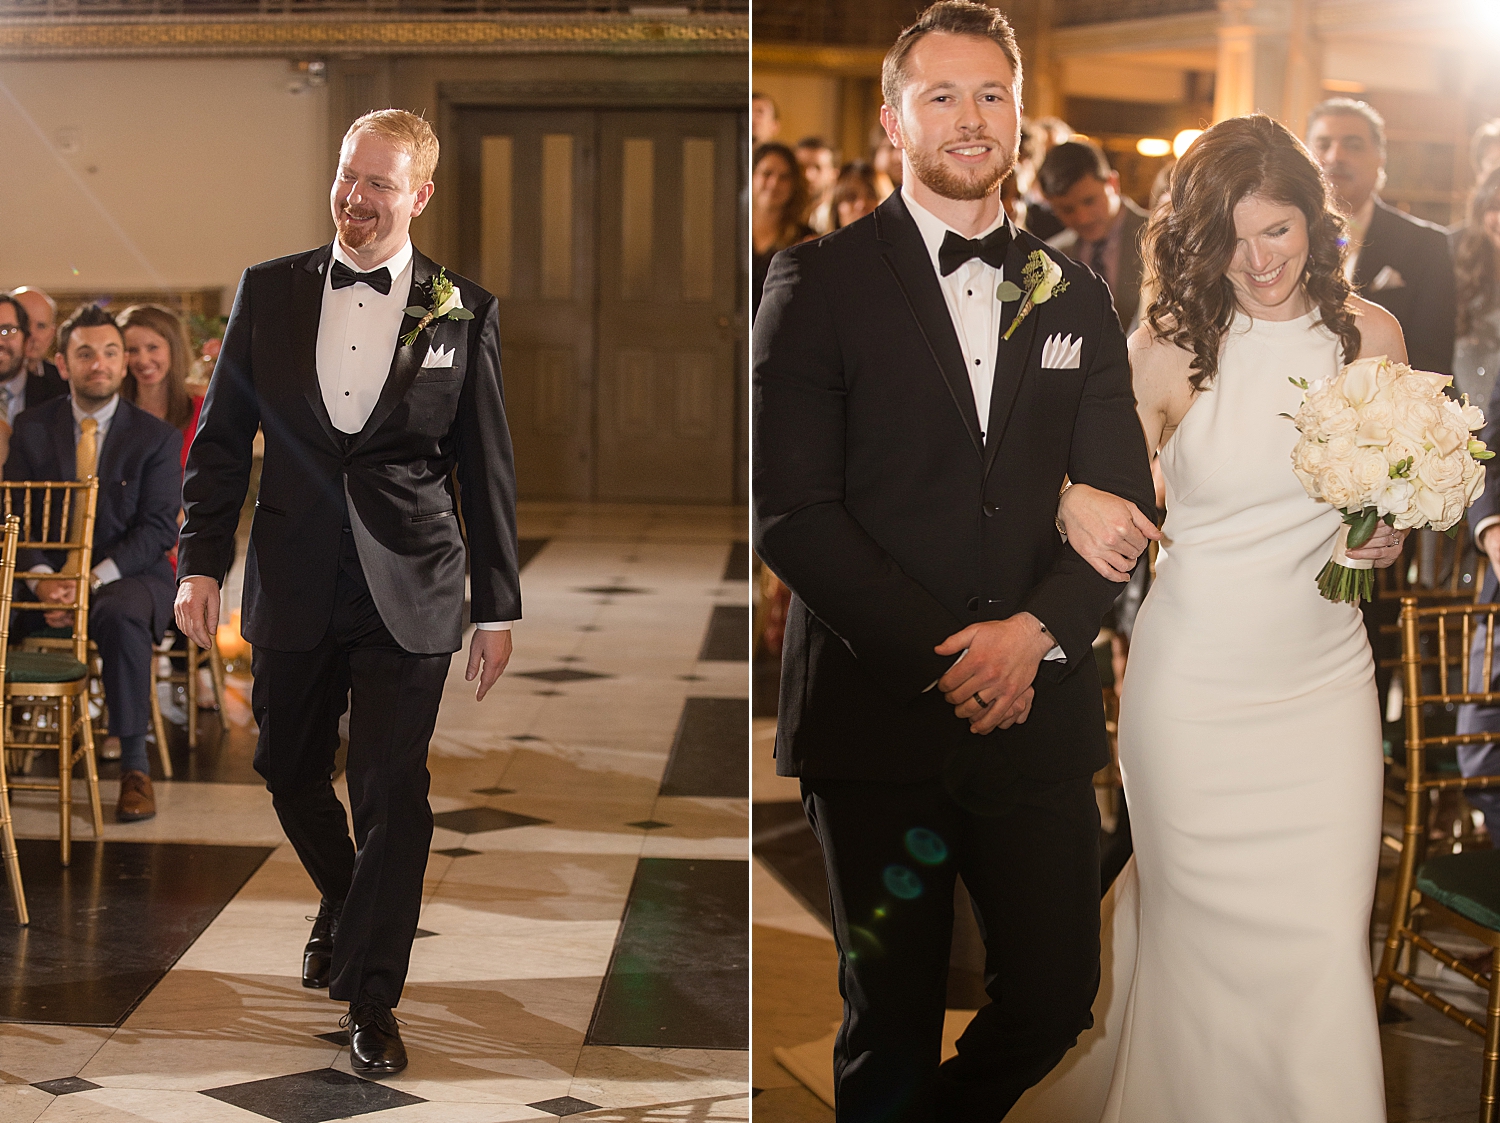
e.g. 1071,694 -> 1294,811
5,302 -> 183,822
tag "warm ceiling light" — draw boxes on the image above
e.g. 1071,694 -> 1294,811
1136,137 -> 1172,157
1323,78 -> 1367,93
1173,129 -> 1205,158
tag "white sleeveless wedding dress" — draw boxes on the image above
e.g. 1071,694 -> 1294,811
1008,309 -> 1387,1122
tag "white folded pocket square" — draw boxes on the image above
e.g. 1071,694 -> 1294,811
421,344 -> 455,369
1041,333 -> 1083,370
1370,265 -> 1406,292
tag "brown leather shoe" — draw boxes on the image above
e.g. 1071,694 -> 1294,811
116,770 -> 156,822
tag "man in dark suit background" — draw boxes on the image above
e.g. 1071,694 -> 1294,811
11,288 -> 68,407
753,4 -> 1156,1118
1307,97 -> 1456,375
0,293 -> 68,432
1040,139 -> 1150,332
6,302 -> 182,823
176,109 -> 519,1076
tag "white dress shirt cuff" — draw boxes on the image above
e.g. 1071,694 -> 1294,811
93,559 -> 121,587
1475,516 -> 1500,548
474,621 -> 512,631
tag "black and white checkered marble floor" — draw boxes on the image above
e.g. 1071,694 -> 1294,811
0,503 -> 749,1123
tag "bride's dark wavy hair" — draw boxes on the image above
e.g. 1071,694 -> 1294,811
1143,114 -> 1360,392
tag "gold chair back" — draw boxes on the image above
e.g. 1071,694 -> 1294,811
1375,596 -> 1500,1122
0,516 -> 29,924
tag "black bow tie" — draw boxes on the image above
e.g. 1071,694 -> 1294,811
330,259 -> 392,295
938,225 -> 1012,277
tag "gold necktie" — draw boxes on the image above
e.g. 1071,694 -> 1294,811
69,416 -> 98,571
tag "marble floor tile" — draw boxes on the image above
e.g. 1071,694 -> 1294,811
0,1024 -> 114,1085
568,1046 -> 748,1109
10,781 -> 282,848
35,1086 -> 270,1121
424,852 -> 638,922
0,1083 -> 53,1123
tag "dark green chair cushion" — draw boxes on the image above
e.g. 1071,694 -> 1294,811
1417,849 -> 1500,932
27,626 -> 74,640
6,651 -> 87,684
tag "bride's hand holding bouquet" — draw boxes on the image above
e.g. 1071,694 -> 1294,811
1289,355 -> 1493,605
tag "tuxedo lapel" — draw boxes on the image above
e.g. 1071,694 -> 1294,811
1353,200 -> 1395,293
875,195 -> 984,457
346,249 -> 434,454
295,245 -> 341,450
984,232 -> 1042,478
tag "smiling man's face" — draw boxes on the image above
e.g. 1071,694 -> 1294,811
882,31 -> 1020,204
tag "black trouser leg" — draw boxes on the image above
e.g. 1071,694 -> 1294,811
252,637 -> 356,909
90,577 -> 159,739
803,772 -> 1100,1123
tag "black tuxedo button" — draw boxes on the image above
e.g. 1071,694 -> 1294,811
982,504 -> 997,517
966,596 -> 980,613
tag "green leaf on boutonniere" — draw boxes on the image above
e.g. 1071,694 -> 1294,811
995,281 -> 1023,302
403,305 -> 428,318
448,308 -> 475,320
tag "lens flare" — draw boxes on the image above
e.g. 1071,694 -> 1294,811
905,827 -> 948,865
883,865 -> 923,899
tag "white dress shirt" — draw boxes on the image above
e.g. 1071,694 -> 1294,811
315,241 -> 509,632
903,191 -> 1063,667
904,189 -> 1007,439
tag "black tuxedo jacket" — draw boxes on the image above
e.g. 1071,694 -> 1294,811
178,243 -> 520,655
5,395 -> 182,631
1355,197 -> 1456,375
753,192 -> 1156,785
25,361 -> 67,410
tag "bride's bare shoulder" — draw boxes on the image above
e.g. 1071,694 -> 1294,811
1346,295 -> 1408,363
1128,324 -> 1195,397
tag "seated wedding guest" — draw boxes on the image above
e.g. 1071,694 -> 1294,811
1040,139 -> 1149,331
830,161 -> 880,230
1,291 -> 68,428
11,288 -> 64,387
796,136 -> 839,234
7,303 -> 182,823
1307,97 -> 1456,374
1022,115 -> 1071,241
752,142 -> 812,320
118,304 -> 204,469
752,91 -> 780,146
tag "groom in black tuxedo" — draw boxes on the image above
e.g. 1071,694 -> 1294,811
176,110 -> 519,1075
753,4 -> 1154,1119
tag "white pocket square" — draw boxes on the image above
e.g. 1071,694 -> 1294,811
1370,265 -> 1406,292
421,344 -> 455,369
1040,333 -> 1083,370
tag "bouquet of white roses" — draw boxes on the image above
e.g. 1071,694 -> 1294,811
1289,356 -> 1493,605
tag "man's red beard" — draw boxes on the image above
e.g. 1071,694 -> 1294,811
906,137 -> 1014,202
337,207 -> 379,249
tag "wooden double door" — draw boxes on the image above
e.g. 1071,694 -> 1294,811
455,107 -> 742,502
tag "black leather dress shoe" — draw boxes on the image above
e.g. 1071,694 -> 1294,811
301,901 -> 340,989
345,1001 -> 407,1076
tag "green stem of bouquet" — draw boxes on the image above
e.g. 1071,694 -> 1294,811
1316,560 -> 1375,606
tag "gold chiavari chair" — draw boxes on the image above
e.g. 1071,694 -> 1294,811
1,480 -> 103,867
1375,596 -> 1500,1123
0,516 -> 29,925
149,632 -> 228,754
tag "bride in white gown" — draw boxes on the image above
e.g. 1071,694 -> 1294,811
1012,114 -> 1409,1122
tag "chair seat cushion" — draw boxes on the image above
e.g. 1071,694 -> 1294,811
6,651 -> 88,684
1418,850 -> 1500,932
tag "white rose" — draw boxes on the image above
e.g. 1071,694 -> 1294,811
1394,369 -> 1451,400
1350,447 -> 1390,502
1321,409 -> 1359,439
1467,464 -> 1487,505
1413,483 -> 1447,525
1292,439 -> 1326,476
1417,451 -> 1466,493
1325,433 -> 1358,463
1320,464 -> 1358,509
1376,478 -> 1415,518
1385,436 -> 1422,468
1427,422 -> 1465,458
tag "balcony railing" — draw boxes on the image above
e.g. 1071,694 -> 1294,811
0,0 -> 747,17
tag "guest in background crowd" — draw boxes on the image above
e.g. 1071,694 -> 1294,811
830,161 -> 880,229
1472,118 -> 1500,186
1040,139 -> 1149,331
0,291 -> 68,429
1021,115 -> 1072,240
795,136 -> 839,234
1307,97 -> 1455,374
752,142 -> 812,319
752,92 -> 781,146
7,303 -> 182,824
1000,172 -> 1025,226
118,304 -> 204,470
11,287 -> 62,384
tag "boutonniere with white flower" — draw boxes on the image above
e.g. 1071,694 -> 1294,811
996,250 -> 1069,341
401,268 -> 473,346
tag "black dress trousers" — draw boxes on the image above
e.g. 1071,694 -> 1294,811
251,526 -> 451,1007
801,770 -> 1102,1123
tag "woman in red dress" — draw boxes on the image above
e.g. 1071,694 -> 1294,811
118,303 -> 202,468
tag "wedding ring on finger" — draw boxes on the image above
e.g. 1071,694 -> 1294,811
973,691 -> 987,709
